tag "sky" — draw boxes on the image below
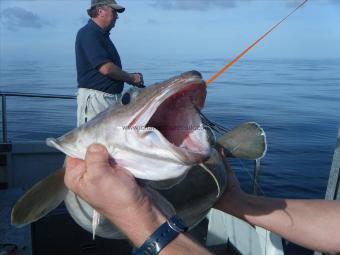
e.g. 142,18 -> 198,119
0,0 -> 339,63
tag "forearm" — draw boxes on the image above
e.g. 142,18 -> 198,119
161,233 -> 212,255
105,198 -> 212,255
99,62 -> 133,83
215,193 -> 340,253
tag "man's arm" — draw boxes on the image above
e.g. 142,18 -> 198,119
98,62 -> 143,87
65,144 -> 212,255
77,33 -> 144,87
214,155 -> 340,254
112,201 -> 212,255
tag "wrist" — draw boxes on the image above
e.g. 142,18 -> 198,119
220,191 -> 268,225
106,197 -> 166,247
127,73 -> 135,84
133,215 -> 188,255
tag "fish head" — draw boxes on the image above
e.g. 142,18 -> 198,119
47,71 -> 211,180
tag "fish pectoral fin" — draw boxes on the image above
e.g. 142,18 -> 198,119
217,122 -> 267,160
11,167 -> 67,227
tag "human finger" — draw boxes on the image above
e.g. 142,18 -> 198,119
220,153 -> 231,171
64,158 -> 86,192
84,144 -> 112,178
218,148 -> 232,171
65,156 -> 82,169
138,73 -> 144,85
132,73 -> 141,83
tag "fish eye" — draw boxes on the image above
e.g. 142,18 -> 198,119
121,92 -> 131,105
121,87 -> 142,105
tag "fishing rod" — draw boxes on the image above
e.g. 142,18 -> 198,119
206,0 -> 308,86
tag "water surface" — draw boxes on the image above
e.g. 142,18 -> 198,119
1,58 -> 339,199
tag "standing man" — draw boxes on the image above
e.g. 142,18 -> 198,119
76,0 -> 144,126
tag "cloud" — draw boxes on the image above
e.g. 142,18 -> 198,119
1,7 -> 49,30
150,0 -> 237,11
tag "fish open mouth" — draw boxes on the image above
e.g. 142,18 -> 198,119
46,71 -> 210,181
130,72 -> 209,160
146,83 -> 205,146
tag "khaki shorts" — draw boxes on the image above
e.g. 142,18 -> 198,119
76,88 -> 122,127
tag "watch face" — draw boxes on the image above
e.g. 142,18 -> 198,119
168,216 -> 188,232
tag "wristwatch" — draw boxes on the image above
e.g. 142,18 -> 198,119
132,215 -> 188,255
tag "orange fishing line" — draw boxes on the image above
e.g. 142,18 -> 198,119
206,0 -> 308,86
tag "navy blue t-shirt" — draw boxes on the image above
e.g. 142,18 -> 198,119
75,19 -> 124,94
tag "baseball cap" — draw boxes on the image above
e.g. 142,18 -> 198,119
91,0 -> 125,13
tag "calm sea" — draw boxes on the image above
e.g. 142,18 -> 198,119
1,58 -> 339,199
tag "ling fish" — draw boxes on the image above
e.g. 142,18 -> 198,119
11,71 -> 266,239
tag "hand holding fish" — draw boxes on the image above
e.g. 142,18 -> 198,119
65,144 -> 143,219
64,143 -> 213,254
213,149 -> 244,212
64,143 -> 166,246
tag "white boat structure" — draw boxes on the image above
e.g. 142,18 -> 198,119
1,92 -> 338,255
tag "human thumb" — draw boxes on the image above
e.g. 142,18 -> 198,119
85,144 -> 111,176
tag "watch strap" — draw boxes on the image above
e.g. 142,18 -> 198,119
133,215 -> 188,255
